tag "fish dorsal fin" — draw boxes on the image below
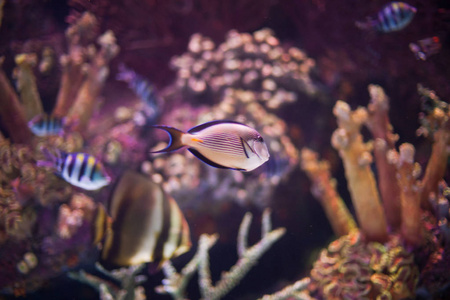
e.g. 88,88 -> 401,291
187,148 -> 245,171
187,120 -> 245,134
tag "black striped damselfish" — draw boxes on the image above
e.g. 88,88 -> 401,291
28,114 -> 65,136
37,150 -> 111,191
96,170 -> 191,268
356,2 -> 416,33
151,120 -> 270,172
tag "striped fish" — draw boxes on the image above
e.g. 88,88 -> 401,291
116,64 -> 160,125
356,2 -> 417,33
151,120 -> 270,172
99,170 -> 191,267
37,150 -> 111,190
28,114 -> 65,136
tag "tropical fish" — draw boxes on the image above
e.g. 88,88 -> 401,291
409,36 -> 442,61
356,2 -> 417,33
98,170 -> 191,268
116,64 -> 160,125
28,114 -> 65,136
151,120 -> 270,172
37,150 -> 111,190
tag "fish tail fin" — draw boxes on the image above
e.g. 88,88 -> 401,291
150,125 -> 186,153
355,17 -> 376,31
36,147 -> 63,168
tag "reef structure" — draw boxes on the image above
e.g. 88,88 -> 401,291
300,84 -> 450,299
0,12 -> 119,295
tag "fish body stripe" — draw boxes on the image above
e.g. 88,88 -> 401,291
78,155 -> 88,181
375,2 -> 416,32
62,154 -> 74,180
101,171 -> 190,267
29,115 -> 64,136
152,189 -> 173,263
197,135 -> 247,157
57,153 -> 108,189
72,153 -> 86,182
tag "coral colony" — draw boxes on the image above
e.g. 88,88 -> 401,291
1,6 -> 450,300
301,85 -> 450,299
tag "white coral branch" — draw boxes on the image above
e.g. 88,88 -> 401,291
199,208 -> 286,300
156,208 -> 286,300
258,277 -> 312,300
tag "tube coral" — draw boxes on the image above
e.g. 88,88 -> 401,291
301,84 -> 450,299
365,85 -> 402,230
0,58 -> 32,144
13,53 -> 44,121
331,100 -> 388,242
300,148 -> 357,237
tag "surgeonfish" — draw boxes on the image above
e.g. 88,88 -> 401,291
356,2 -> 417,33
37,150 -> 111,190
28,114 -> 65,136
151,120 -> 270,172
99,170 -> 191,268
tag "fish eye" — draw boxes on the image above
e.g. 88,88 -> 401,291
256,135 -> 264,142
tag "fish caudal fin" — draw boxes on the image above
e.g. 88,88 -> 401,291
150,125 -> 186,153
36,147 -> 62,168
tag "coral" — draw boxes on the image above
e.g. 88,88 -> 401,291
0,11 -> 119,295
156,209 -> 289,300
13,53 -> 44,121
331,99 -> 388,243
309,231 -> 418,300
364,85 -> 402,231
170,28 -> 318,109
300,84 -> 450,299
65,29 -> 119,132
0,57 -> 32,144
300,148 -> 357,237
69,263 -> 147,300
416,84 -> 450,210
68,0 -> 277,86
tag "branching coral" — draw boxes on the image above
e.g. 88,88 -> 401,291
156,209 -> 288,300
69,263 -> 147,300
301,84 -> 450,299
331,99 -> 388,243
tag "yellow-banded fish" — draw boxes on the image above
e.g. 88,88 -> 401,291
356,2 -> 417,33
28,114 -> 66,136
37,150 -> 111,190
99,170 -> 191,268
151,120 -> 270,172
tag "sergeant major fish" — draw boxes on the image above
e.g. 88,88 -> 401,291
28,114 -> 66,137
37,150 -> 111,190
356,2 -> 417,33
151,120 -> 270,172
